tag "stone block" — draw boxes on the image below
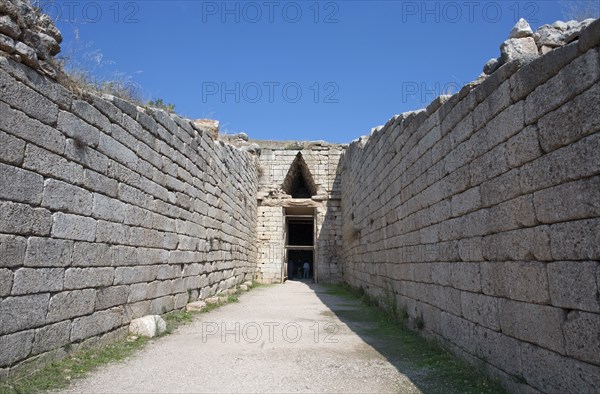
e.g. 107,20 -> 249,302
450,187 -> 481,217
487,194 -> 537,233
450,262 -> 481,292
64,267 -> 114,290
499,299 -> 565,354
82,169 -> 118,197
149,296 -> 174,315
505,125 -> 542,168
481,261 -> 550,304
480,168 -> 521,207
96,220 -> 128,245
460,291 -> 500,330
547,261 -> 599,312
24,237 -> 73,268
51,212 -> 96,242
0,68 -> 58,125
71,308 -> 124,342
98,134 -> 138,168
72,242 -> 113,267
470,144 -> 508,186
563,310 -> 600,365
64,139 -> 108,174
32,321 -> 71,355
472,326 -> 522,376
482,226 -> 552,262
439,312 -> 474,353
111,245 -> 138,266
114,266 -> 157,285
0,268 -> 13,296
11,267 -> 63,295
71,99 -> 111,133
549,218 -> 600,261
23,144 -> 83,184
147,280 -> 173,299
0,130 -> 25,165
174,292 -> 188,309
92,193 -> 127,223
96,285 -> 129,310
0,330 -> 34,367
41,179 -> 93,215
537,83 -> 599,153
524,48 -> 599,124
186,300 -> 206,312
56,111 -> 100,148
578,19 -> 600,52
521,343 -> 600,393
46,289 -> 96,323
0,294 -> 49,335
128,283 -> 148,303
0,234 -> 27,268
534,176 -> 600,224
0,162 -> 43,205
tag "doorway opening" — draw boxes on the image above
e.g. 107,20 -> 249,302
284,207 -> 316,281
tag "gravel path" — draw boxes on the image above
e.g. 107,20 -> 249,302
60,281 -> 422,393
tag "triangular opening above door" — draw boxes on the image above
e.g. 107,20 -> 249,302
281,153 -> 317,198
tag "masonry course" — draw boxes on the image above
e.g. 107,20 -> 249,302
0,1 -> 599,392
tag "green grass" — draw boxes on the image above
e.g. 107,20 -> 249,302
0,286 -> 255,394
322,284 -> 506,394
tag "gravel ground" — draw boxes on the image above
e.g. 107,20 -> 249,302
60,281 -> 422,393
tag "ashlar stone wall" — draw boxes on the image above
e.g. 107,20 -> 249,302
340,20 -> 600,393
0,54 -> 258,374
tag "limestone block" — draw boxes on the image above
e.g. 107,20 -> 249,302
450,187 -> 481,217
111,246 -> 139,266
51,212 -> 96,242
460,291 -> 500,330
0,32 -> 15,53
72,242 -> 112,267
0,294 -> 49,335
64,267 -> 114,290
481,261 -> 550,304
98,134 -> 138,168
147,280 -> 173,299
563,310 -> 600,365
534,176 -> 600,224
509,18 -> 533,39
42,179 -> 93,216
23,144 -> 83,184
64,139 -> 108,174
129,315 -> 166,338
31,321 -> 71,355
450,262 -> 481,292
499,299 -> 565,354
114,266 -> 157,285
71,308 -> 124,341
472,326 -> 522,376
0,162 -> 43,205
0,130 -> 25,165
12,267 -> 63,295
548,261 -> 599,312
96,220 -> 128,245
500,37 -> 538,64
488,195 -> 536,233
128,283 -> 148,303
482,226 -> 552,262
524,48 -> 599,124
549,218 -> 600,261
96,286 -> 129,310
174,292 -> 188,309
0,69 -> 58,125
505,125 -> 542,168
0,234 -> 27,268
0,330 -> 34,367
537,83 -> 599,153
46,289 -> 96,323
0,268 -> 13,296
149,296 -> 174,315
71,99 -> 111,133
578,18 -> 600,52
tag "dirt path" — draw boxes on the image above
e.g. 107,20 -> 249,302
60,281 -> 425,393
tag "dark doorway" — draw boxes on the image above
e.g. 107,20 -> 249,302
287,250 -> 313,280
285,207 -> 315,281
281,153 -> 317,198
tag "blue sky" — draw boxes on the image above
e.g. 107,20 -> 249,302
48,1 -> 579,143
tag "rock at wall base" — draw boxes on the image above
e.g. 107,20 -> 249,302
129,315 -> 166,338
185,301 -> 207,312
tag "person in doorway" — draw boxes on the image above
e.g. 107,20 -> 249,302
303,261 -> 310,279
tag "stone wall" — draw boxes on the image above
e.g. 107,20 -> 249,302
0,54 -> 258,374
340,20 -> 600,392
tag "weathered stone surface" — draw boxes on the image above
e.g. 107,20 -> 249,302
500,37 -> 538,64
24,237 -> 72,268
0,330 -> 34,367
64,267 -> 114,290
482,226 -> 552,262
534,176 -> 600,224
12,267 -> 63,295
71,99 -> 111,133
72,242 -> 112,267
41,179 -> 93,216
499,299 -> 565,354
114,266 -> 157,285
92,193 -> 127,223
186,300 -> 206,312
0,130 -> 25,165
0,294 -> 49,335
549,218 -> 600,261
129,315 -> 166,338
71,308 -> 124,341
0,162 -> 43,205
563,310 -> 600,365
46,289 -> 96,323
51,212 -> 96,242
0,68 -> 58,125
96,286 -> 129,310
481,261 -> 549,304
0,268 -> 13,296
505,125 -> 542,168
32,321 -> 71,355
0,234 -> 27,268
460,291 -> 500,330
509,18 -> 533,39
